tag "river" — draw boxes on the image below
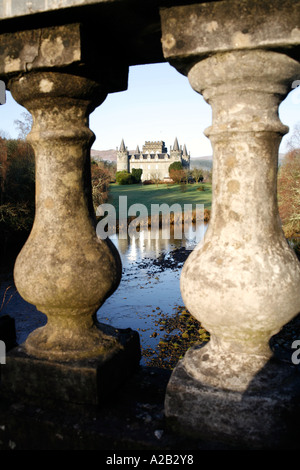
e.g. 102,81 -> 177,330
97,223 -> 207,354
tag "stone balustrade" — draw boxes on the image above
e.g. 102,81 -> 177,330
161,0 -> 300,447
0,0 -> 299,448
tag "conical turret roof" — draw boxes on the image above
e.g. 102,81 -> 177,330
119,139 -> 126,151
173,137 -> 179,151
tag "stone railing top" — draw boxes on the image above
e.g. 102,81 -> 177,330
0,0 -> 207,20
0,0 -> 174,68
0,22 -> 129,93
0,0 -> 122,19
161,0 -> 300,72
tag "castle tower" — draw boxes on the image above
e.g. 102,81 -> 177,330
170,137 -> 182,162
173,137 -> 179,151
117,138 -> 129,172
182,144 -> 190,168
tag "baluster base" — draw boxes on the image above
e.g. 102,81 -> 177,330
1,322 -> 141,406
165,345 -> 300,449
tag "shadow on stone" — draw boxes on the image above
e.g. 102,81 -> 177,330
0,321 -> 141,407
164,347 -> 300,450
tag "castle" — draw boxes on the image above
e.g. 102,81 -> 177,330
116,138 -> 190,182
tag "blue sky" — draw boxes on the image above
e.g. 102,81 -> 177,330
0,62 -> 299,157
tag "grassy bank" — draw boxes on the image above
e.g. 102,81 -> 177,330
108,182 -> 212,218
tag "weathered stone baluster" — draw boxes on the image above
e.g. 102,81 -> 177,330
182,50 -> 300,372
8,71 -> 123,362
164,50 -> 300,447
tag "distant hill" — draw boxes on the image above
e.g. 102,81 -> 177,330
190,156 -> 213,171
191,153 -> 286,170
91,151 -> 285,168
91,149 -> 117,162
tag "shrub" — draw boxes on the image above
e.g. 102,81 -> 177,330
142,179 -> 154,185
169,168 -> 186,184
131,168 -> 143,183
91,162 -> 111,208
116,170 -> 135,185
0,138 -> 36,261
1,139 -> 35,205
192,168 -> 204,183
169,161 -> 183,173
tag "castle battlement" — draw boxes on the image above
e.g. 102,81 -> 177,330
142,141 -> 167,154
144,141 -> 165,145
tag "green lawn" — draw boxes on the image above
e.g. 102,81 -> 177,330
107,182 -> 212,217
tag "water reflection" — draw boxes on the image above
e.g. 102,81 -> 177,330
111,222 -> 206,266
96,222 -> 208,360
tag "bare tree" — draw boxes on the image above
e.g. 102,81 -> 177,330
286,123 -> 300,152
150,172 -> 160,187
192,168 -> 203,183
14,112 -> 33,140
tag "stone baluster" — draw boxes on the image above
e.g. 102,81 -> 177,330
8,71 -> 123,362
164,50 -> 300,447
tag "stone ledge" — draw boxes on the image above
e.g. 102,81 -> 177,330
0,23 -> 129,93
165,354 -> 300,450
1,357 -> 299,450
160,0 -> 300,71
0,322 -> 141,407
0,24 -> 82,77
0,365 -> 233,451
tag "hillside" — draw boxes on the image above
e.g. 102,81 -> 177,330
190,153 -> 286,170
91,149 -> 117,162
190,156 -> 213,171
